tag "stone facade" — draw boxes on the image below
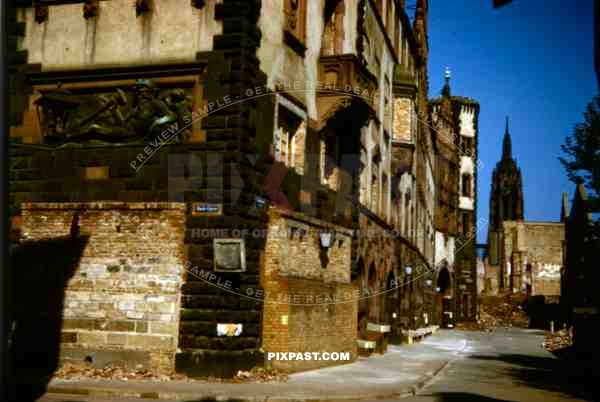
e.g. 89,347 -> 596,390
8,0 -> 480,379
429,80 -> 480,322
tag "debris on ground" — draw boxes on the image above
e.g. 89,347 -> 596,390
454,320 -> 486,331
455,293 -> 530,331
543,327 -> 573,352
477,293 -> 529,329
54,363 -> 185,382
54,363 -> 288,383
234,367 -> 288,383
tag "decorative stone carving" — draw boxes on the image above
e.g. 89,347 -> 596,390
316,55 -> 377,130
34,79 -> 192,144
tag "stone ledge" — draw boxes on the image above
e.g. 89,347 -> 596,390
404,325 -> 439,344
367,323 -> 391,333
271,206 -> 354,236
356,339 -> 376,349
67,330 -> 177,350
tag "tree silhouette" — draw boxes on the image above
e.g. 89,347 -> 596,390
559,95 -> 600,231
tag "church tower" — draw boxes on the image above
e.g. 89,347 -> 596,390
488,117 -> 524,289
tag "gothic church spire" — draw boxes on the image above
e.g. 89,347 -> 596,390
502,116 -> 512,160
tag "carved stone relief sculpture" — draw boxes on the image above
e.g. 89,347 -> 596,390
34,79 -> 192,144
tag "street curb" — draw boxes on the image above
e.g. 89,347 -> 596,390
409,359 -> 450,396
45,360 -> 450,401
44,387 -> 416,401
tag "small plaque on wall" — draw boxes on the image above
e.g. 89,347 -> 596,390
83,166 -> 109,181
213,238 -> 246,272
191,203 -> 222,216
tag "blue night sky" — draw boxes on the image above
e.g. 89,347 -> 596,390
426,0 -> 597,243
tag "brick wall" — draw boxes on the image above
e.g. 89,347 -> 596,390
261,210 -> 357,372
20,202 -> 185,373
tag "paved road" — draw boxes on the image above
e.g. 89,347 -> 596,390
371,328 -> 594,402
37,329 -> 595,402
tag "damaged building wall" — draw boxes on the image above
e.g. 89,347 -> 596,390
261,210 -> 356,372
19,202 -> 185,372
502,220 -> 564,300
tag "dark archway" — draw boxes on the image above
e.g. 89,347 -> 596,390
435,265 -> 453,326
384,270 -> 398,326
437,267 -> 452,295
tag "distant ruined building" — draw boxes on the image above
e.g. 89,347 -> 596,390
485,118 -> 563,299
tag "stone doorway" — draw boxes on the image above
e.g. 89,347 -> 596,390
435,266 -> 453,326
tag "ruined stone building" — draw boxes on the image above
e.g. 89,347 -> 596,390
8,0 -> 479,380
485,118 -> 564,298
501,220 -> 564,300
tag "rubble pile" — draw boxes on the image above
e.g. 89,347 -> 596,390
454,320 -> 485,331
54,363 -> 289,383
234,367 -> 288,383
54,363 -> 187,382
543,327 -> 573,352
478,293 -> 529,329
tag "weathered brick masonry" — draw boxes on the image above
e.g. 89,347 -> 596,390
20,202 -> 186,372
262,210 -> 356,372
